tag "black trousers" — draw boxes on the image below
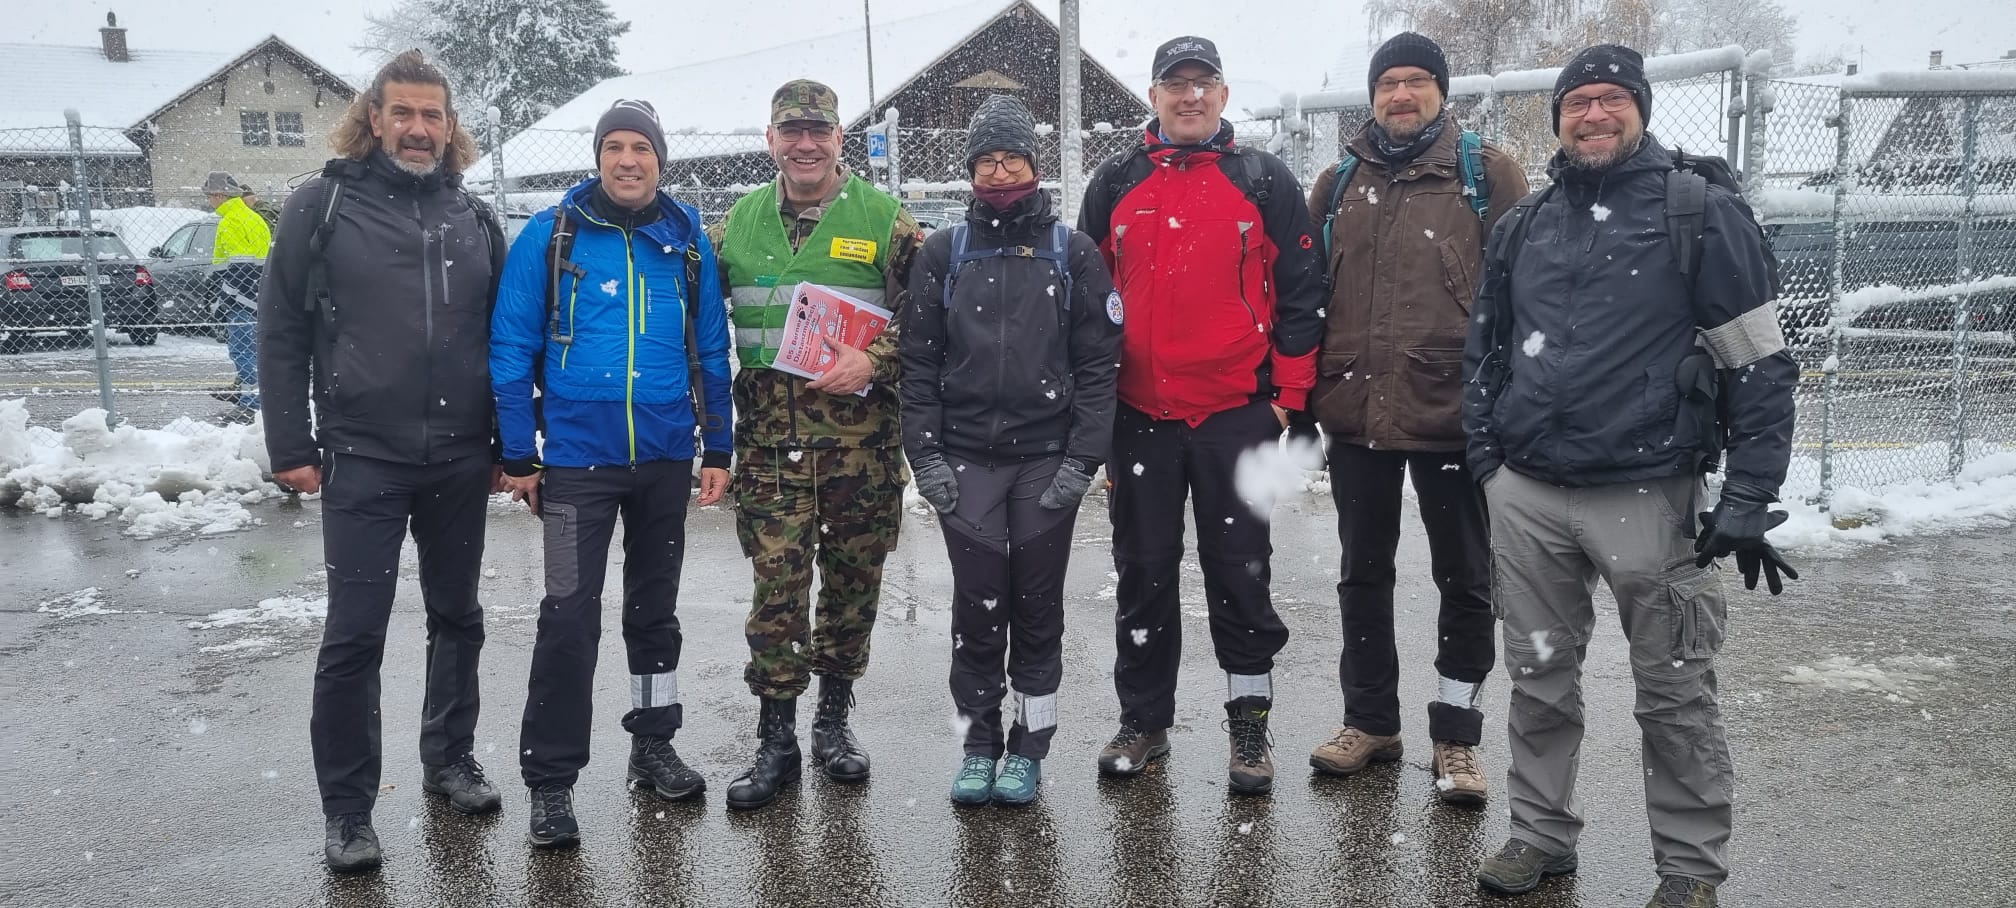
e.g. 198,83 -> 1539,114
942,453 -> 1075,760
1327,441 -> 1495,745
1109,399 -> 1289,732
520,461 -> 692,789
311,452 -> 491,818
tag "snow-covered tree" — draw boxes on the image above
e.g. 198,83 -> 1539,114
352,0 -> 630,149
1654,0 -> 1797,70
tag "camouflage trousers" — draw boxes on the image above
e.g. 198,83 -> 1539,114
734,445 -> 906,699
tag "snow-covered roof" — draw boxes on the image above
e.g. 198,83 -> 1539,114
0,35 -> 353,157
469,0 -> 1144,183
0,44 -> 227,154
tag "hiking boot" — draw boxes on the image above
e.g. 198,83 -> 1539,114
1309,725 -> 1404,776
421,755 -> 503,815
1224,697 -> 1275,796
323,812 -> 381,873
1096,723 -> 1169,776
629,735 -> 705,801
950,755 -> 996,807
810,675 -> 871,783
527,785 -> 579,848
725,696 -> 801,811
992,755 -> 1041,807
1476,838 -> 1578,894
1646,875 -> 1719,907
1431,741 -> 1488,806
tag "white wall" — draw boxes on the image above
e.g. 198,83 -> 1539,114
148,51 -> 350,207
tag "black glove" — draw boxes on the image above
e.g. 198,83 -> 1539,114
1694,481 -> 1800,595
911,452 -> 959,514
1284,408 -> 1325,470
1039,458 -> 1095,510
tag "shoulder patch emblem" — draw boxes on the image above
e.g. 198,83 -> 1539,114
1105,291 -> 1125,326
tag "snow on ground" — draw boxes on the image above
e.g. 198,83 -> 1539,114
186,596 -> 329,630
35,587 -> 122,619
1779,653 -> 1955,702
1772,448 -> 2016,551
0,399 -> 281,538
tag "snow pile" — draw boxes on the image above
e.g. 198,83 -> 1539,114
90,207 -> 211,256
187,596 -> 328,630
1772,449 -> 2016,550
1779,653 -> 1953,700
0,401 -> 280,537
35,587 -> 122,620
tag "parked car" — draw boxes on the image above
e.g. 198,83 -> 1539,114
902,197 -> 967,235
1766,215 -> 2016,345
146,215 -> 221,332
0,227 -> 157,353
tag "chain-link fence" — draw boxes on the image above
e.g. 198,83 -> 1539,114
9,62 -> 2016,510
1269,52 -> 2016,510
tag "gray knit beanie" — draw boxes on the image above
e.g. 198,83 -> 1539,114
964,95 -> 1040,176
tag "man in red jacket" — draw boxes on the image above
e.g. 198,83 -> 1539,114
1078,35 -> 1327,796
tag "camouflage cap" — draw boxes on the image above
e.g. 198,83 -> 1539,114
771,79 -> 841,126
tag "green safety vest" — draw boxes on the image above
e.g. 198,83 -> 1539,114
721,174 -> 899,369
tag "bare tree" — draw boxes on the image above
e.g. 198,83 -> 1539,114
354,0 -> 443,67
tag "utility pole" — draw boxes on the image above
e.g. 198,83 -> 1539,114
863,0 -> 877,113
1059,0 -> 1083,222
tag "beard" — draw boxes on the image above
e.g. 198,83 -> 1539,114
1563,127 -> 1643,172
384,137 -> 443,176
1377,109 -> 1427,141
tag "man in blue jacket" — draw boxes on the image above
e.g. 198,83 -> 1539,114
1463,46 -> 1797,908
491,99 -> 734,849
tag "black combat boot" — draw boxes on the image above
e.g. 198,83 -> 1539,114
809,676 -> 871,783
629,735 -> 706,800
323,812 -> 381,872
725,696 -> 801,810
527,785 -> 579,848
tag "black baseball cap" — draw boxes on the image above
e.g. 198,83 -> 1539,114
1153,36 -> 1222,80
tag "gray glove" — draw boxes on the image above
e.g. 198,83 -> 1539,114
911,452 -> 959,514
1039,458 -> 1095,510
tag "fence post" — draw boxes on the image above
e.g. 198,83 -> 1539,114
1058,0 -> 1083,224
1724,66 -> 1744,171
1743,68 -> 1771,197
487,105 -> 507,215
883,107 -> 903,197
1817,91 -> 1853,510
64,110 -> 118,429
1948,94 -> 1981,480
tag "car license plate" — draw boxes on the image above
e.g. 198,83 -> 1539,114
58,274 -> 112,287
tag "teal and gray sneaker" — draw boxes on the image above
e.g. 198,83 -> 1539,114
992,755 -> 1041,806
950,755 -> 996,807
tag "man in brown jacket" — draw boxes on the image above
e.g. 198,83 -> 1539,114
1301,32 -> 1528,804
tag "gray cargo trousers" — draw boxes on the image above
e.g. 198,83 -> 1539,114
1484,466 -> 1734,884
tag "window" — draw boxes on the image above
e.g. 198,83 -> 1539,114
160,224 -> 195,257
275,112 -> 304,147
240,111 -> 271,146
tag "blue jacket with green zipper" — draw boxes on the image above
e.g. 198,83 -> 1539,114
491,179 -> 733,470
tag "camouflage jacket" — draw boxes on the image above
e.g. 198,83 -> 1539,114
710,169 -> 923,450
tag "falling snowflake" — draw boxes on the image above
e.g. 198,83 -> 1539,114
1522,331 -> 1546,357
601,279 -> 619,295
1131,463 -> 1145,476
1423,228 -> 1436,239
1591,203 -> 1612,222
1130,628 -> 1149,646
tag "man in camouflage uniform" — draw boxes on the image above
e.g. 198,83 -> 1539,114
710,79 -> 924,810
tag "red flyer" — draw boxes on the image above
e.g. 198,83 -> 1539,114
771,282 -> 893,395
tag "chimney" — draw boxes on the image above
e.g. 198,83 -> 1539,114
100,12 -> 128,63
1929,49 -> 1943,68
1846,62 -> 1859,76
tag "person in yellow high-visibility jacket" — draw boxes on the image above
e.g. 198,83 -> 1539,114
206,171 -> 271,417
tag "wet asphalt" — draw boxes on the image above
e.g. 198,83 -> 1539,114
2,486 -> 2013,908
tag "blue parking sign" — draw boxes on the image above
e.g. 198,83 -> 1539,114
867,132 -> 888,169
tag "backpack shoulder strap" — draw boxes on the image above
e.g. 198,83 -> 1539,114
1043,221 -> 1074,312
1459,130 -> 1490,223
545,205 -> 584,344
1320,154 -> 1361,260
1488,184 -> 1555,356
681,239 -> 718,434
303,167 -> 351,328
1665,167 -> 1709,285
941,224 -> 975,309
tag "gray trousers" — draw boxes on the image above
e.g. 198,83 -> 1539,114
1484,467 -> 1733,884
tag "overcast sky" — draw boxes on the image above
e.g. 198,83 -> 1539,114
21,0 -> 2016,102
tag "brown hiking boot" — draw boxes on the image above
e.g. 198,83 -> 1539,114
1431,741 -> 1487,805
1309,726 -> 1403,776
1646,875 -> 1718,907
1225,697 -> 1274,795
1097,723 -> 1169,776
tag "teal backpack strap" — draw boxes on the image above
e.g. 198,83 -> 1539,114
1459,130 -> 1489,224
1319,154 -> 1360,260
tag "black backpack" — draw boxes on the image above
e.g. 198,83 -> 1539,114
1484,149 -> 1778,473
